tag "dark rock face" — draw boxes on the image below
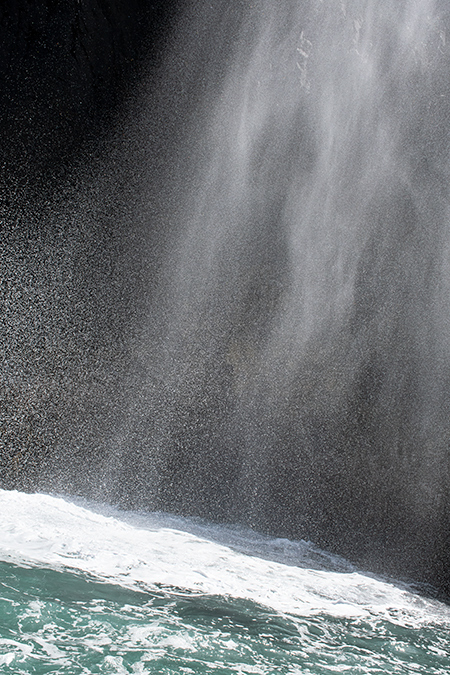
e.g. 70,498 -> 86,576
0,0 -> 173,190
2,0 -> 450,596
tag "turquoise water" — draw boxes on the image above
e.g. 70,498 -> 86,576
1,491 -> 450,674
1,561 -> 450,674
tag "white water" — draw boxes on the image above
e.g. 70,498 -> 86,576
1,489 -> 449,628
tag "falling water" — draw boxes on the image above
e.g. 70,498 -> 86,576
2,0 -> 450,592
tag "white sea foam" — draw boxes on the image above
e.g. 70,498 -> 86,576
0,489 -> 448,626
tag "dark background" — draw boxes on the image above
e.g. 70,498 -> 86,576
0,0 -> 179,199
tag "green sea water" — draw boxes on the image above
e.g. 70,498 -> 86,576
1,560 -> 449,675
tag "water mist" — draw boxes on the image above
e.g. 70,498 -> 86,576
2,0 -> 450,592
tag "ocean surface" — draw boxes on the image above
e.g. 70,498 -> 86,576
0,490 -> 449,674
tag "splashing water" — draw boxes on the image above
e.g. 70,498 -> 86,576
0,490 -> 449,673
